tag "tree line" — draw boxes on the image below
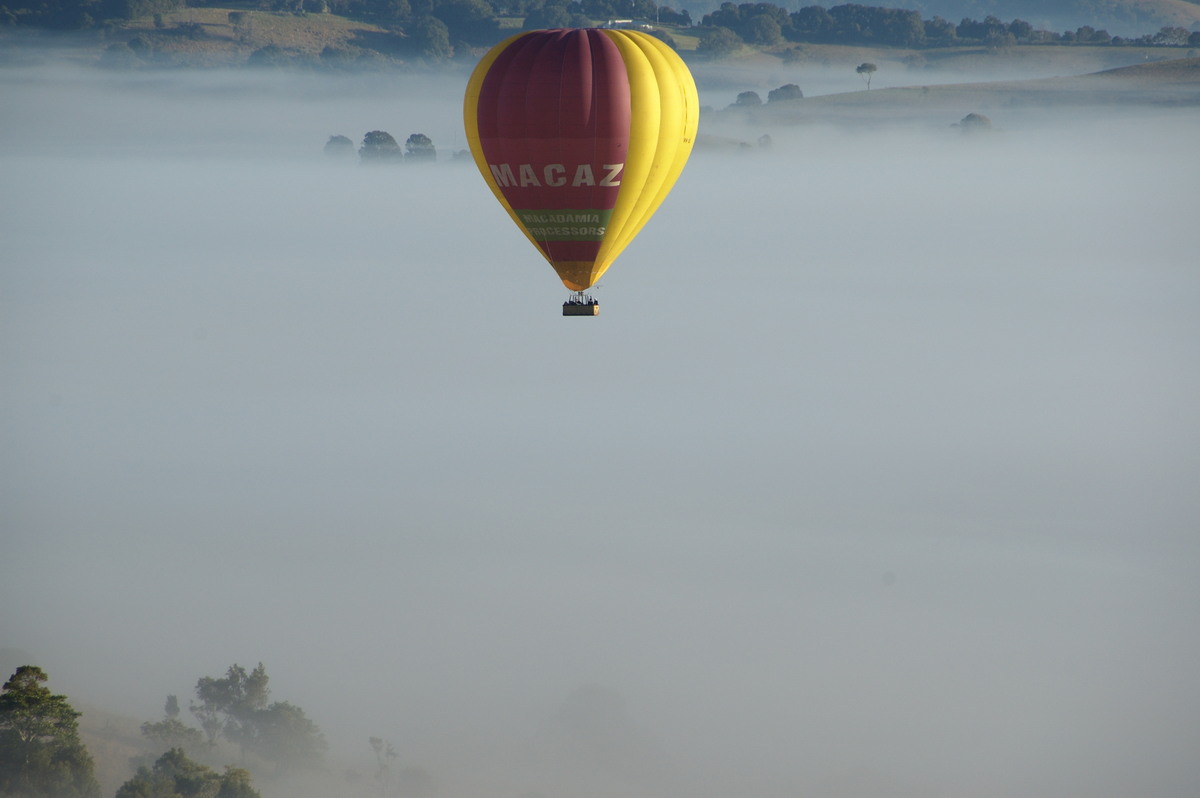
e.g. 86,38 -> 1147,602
696,3 -> 1200,50
3,0 -> 1197,55
325,131 -> 447,162
1,663 -> 326,798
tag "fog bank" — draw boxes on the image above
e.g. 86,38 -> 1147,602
2,57 -> 1198,798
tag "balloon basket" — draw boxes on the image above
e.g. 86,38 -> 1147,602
563,292 -> 599,316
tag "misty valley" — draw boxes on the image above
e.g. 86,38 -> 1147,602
3,11 -> 1199,798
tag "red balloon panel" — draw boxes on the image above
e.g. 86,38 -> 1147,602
474,29 -> 633,264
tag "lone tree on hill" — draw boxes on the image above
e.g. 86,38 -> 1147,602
856,62 -> 877,89
0,666 -> 100,798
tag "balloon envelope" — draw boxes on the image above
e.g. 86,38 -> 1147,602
464,28 -> 699,292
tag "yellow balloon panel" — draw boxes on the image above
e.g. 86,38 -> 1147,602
464,29 -> 698,292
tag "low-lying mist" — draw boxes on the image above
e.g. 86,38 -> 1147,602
3,50 -> 1198,798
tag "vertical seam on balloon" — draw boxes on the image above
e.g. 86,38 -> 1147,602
594,29 -> 657,275
612,33 -> 686,256
603,31 -> 697,275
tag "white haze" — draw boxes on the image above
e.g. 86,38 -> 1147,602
2,54 -> 1199,798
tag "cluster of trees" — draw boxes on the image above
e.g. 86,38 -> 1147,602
697,3 -> 1200,50
115,749 -> 261,798
732,81 -> 802,105
1,663 -> 324,798
168,663 -> 325,774
324,130 -> 442,162
702,3 -> 925,47
0,0 -> 178,28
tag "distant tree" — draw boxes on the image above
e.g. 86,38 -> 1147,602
956,15 -> 1007,41
1152,26 -> 1190,45
767,82 -> 802,102
115,749 -> 261,798
405,133 -> 437,160
1008,18 -> 1033,41
0,666 -> 100,798
655,5 -> 689,25
743,13 -> 782,45
369,737 -> 397,798
855,61 -> 876,89
187,664 -> 324,774
886,7 -> 925,46
613,0 -> 655,19
215,768 -> 259,798
141,695 -> 204,755
734,90 -> 762,106
697,25 -> 742,58
956,112 -> 992,133
430,0 -> 499,45
407,14 -> 451,59
522,0 -> 570,29
359,131 -> 403,163
575,0 -> 613,19
788,5 -> 833,42
189,664 -> 269,757
251,701 -> 326,775
371,0 -> 410,24
116,748 -> 218,798
324,134 -> 356,157
923,15 -> 956,43
984,27 -> 1015,50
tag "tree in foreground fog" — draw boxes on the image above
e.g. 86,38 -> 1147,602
0,666 -> 100,798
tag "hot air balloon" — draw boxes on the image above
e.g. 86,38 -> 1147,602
463,28 -> 699,316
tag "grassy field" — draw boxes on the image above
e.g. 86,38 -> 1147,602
112,10 -> 1198,67
692,54 -> 1200,152
111,6 -> 396,62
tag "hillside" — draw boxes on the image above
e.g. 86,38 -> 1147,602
101,7 -> 418,68
700,55 -> 1200,141
75,703 -> 156,798
679,0 -> 1200,37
